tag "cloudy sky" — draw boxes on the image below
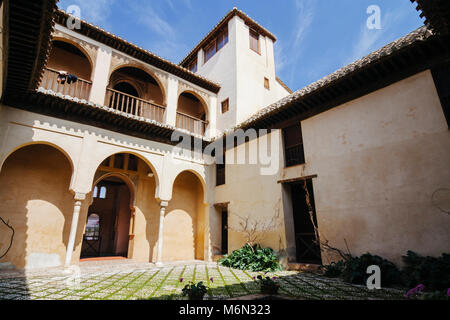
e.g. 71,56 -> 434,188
57,0 -> 424,92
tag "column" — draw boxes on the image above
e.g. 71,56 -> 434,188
64,193 -> 86,267
156,201 -> 169,265
164,75 -> 179,127
89,45 -> 112,105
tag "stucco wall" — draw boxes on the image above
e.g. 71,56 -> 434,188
0,145 -> 74,269
214,70 -> 450,266
163,171 -> 205,261
300,70 -> 450,264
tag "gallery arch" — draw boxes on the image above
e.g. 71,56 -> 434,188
0,144 -> 74,269
162,171 -> 206,261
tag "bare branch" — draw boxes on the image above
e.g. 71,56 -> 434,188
0,216 -> 14,259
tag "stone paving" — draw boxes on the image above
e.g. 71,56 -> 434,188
0,260 -> 406,300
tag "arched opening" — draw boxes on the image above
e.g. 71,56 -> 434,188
80,152 -> 158,261
106,66 -> 166,122
40,40 -> 93,100
163,171 -> 205,261
176,91 -> 208,135
80,175 -> 132,259
0,144 -> 74,269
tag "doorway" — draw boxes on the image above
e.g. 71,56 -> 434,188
221,209 -> 228,255
81,177 -> 132,259
290,180 -> 322,264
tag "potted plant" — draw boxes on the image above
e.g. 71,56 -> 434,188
181,279 -> 209,300
255,275 -> 280,295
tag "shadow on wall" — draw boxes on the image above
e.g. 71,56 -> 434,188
0,144 -> 74,270
161,171 -> 205,262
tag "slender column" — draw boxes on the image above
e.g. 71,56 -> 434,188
65,193 -> 86,267
156,201 -> 169,265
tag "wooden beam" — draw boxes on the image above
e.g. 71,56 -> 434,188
277,175 -> 318,184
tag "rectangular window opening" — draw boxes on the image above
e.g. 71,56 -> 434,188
221,98 -> 229,114
249,29 -> 260,54
283,124 -> 305,167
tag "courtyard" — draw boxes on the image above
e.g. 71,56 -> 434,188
0,260 -> 405,300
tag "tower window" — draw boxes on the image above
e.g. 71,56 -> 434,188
204,27 -> 228,63
264,77 -> 270,90
249,29 -> 260,54
188,58 -> 198,73
221,98 -> 229,114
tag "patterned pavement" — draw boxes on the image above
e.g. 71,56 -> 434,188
0,260 -> 405,300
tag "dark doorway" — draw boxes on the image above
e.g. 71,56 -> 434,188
290,180 -> 322,264
81,178 -> 131,259
221,209 -> 228,254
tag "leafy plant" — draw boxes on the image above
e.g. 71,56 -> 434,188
341,253 -> 403,287
321,253 -> 402,287
181,280 -> 208,300
401,251 -> 450,291
320,261 -> 345,278
254,275 -> 280,295
219,244 -> 281,272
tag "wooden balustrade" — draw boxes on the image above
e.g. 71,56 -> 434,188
105,88 -> 166,123
40,67 -> 92,100
40,68 -> 208,136
176,111 -> 208,136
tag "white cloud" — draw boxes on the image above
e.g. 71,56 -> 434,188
276,0 -> 316,86
135,6 -> 175,37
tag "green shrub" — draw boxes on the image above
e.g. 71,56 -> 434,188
321,260 -> 345,278
402,251 -> 450,291
341,253 -> 403,287
321,253 -> 402,287
219,244 -> 281,272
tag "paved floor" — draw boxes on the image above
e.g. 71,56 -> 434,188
0,260 -> 405,300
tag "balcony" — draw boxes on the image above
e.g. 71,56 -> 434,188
41,40 -> 213,138
176,111 -> 208,136
176,91 -> 208,136
40,67 -> 92,101
105,88 -> 166,123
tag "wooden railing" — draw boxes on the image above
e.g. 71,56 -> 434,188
40,67 -> 92,100
105,88 -> 166,123
176,111 -> 208,136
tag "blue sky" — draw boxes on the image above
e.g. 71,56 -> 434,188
57,0 -> 424,92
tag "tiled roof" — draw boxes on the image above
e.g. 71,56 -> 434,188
54,10 -> 221,94
180,7 -> 277,67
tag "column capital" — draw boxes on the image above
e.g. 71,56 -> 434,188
160,201 -> 169,208
74,192 -> 86,201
